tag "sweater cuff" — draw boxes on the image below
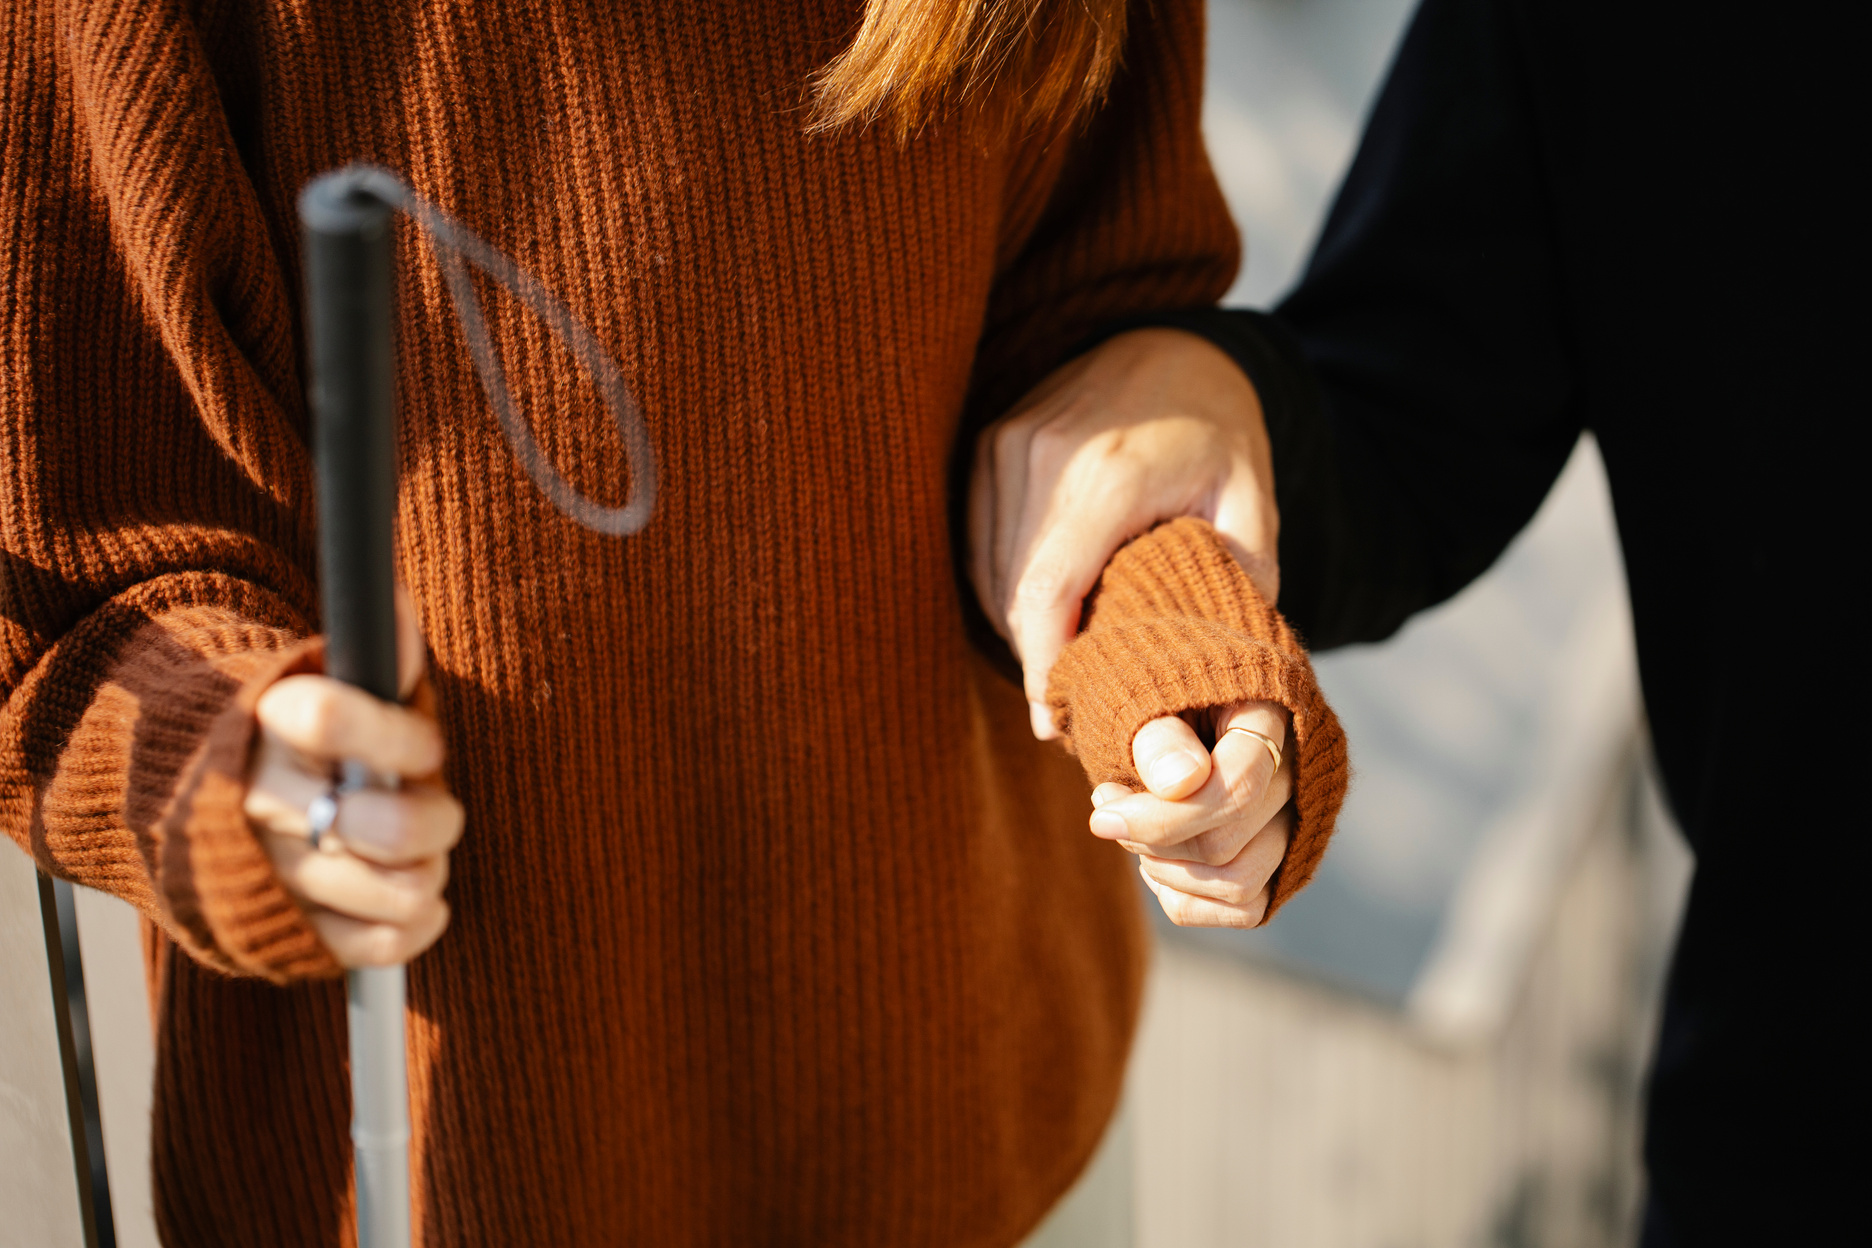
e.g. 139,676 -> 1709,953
157,632 -> 339,982
1045,517 -> 1349,917
12,581 -> 339,982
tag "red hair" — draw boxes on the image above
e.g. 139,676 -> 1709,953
813,0 -> 1129,137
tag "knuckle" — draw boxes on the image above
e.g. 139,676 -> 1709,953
275,852 -> 317,899
374,708 -> 416,767
242,785 -> 283,827
441,797 -> 466,843
405,797 -> 460,854
1026,422 -> 1074,465
388,795 -> 434,850
991,419 -> 1027,462
1127,818 -> 1172,850
370,791 -> 451,856
377,799 -> 416,851
346,799 -> 404,857
410,901 -> 451,955
304,693 -> 358,755
379,876 -> 429,925
368,925 -> 406,966
401,713 -> 443,764
1085,427 -> 1132,463
324,924 -> 374,968
255,677 -> 310,725
323,931 -> 362,967
1011,571 -> 1069,613
1223,776 -> 1262,818
1194,833 -> 1234,867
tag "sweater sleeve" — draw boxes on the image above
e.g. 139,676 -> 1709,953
1129,0 -> 1583,651
1045,518 -> 1348,919
1,1 -> 336,981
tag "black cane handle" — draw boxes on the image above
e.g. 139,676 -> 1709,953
302,176 -> 401,703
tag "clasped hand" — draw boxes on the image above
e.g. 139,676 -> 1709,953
969,328 -> 1291,927
242,587 -> 461,966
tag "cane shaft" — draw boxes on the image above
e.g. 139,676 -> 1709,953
301,175 -> 411,1248
348,966 -> 412,1247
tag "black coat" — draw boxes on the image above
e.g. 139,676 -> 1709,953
1157,0 -> 1855,1239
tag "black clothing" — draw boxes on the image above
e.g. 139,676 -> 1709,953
1163,0 -> 1855,1240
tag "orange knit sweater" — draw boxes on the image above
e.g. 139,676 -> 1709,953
1,1 -> 1345,1243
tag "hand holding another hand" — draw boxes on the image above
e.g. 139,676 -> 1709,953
969,327 -> 1280,738
970,327 -> 1296,929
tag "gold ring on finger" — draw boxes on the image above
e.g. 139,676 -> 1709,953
1223,725 -> 1281,774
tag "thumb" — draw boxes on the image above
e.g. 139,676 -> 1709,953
1008,521 -> 1131,742
1131,714 -> 1212,800
1007,573 -> 1089,744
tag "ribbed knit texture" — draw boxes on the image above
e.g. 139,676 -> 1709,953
1046,518 -> 1349,917
1,2 -> 1333,1244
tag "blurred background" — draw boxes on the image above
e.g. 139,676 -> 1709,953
1,4 -> 1693,1246
1125,2 -> 1692,1246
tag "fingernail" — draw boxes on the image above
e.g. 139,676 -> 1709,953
1089,810 -> 1128,839
1149,752 -> 1200,793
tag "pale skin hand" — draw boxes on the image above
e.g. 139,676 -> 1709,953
969,327 -> 1291,926
242,587 -> 463,966
1096,702 -> 1293,928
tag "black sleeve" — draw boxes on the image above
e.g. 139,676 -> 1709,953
1130,0 -> 1582,650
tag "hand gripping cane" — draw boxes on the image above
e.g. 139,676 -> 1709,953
298,166 -> 656,1248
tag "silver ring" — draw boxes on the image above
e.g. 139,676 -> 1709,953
306,789 -> 340,851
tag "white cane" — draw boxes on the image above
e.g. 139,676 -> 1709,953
300,176 -> 411,1248
297,165 -> 656,1248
